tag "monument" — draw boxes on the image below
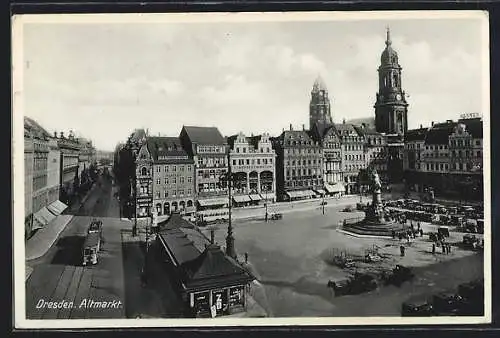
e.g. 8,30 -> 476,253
342,169 -> 406,237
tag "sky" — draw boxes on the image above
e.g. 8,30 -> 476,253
20,13 -> 487,152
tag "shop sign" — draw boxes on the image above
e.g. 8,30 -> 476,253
192,291 -> 210,315
228,285 -> 245,308
211,289 -> 228,317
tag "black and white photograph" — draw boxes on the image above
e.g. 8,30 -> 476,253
12,11 -> 491,328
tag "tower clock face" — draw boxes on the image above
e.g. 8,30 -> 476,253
396,94 -> 402,100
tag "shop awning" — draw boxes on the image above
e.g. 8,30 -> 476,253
198,197 -> 228,207
325,183 -> 345,193
260,192 -> 276,200
233,195 -> 251,203
286,190 -> 313,198
314,189 -> 326,195
33,207 -> 56,227
303,190 -> 315,197
249,194 -> 262,201
46,200 -> 68,216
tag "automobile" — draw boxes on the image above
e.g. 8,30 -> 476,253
457,280 -> 484,315
270,213 -> 283,220
463,234 -> 481,249
382,265 -> 415,287
327,272 -> 377,297
332,256 -> 355,269
88,219 -> 102,234
342,205 -> 354,212
437,227 -> 450,238
432,292 -> 464,315
402,296 -> 433,316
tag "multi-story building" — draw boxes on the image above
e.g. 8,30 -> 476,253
56,131 -> 81,205
46,137 -> 61,205
402,116 -> 483,201
227,132 -> 276,206
374,28 -> 409,182
403,126 -> 428,192
361,127 -> 388,182
179,126 -> 229,211
448,117 -> 483,199
336,122 -> 366,195
272,125 -> 323,201
24,129 -> 34,239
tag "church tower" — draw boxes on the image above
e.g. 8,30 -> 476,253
309,76 -> 333,131
374,28 -> 409,136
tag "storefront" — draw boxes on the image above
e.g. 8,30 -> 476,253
284,189 -> 315,201
324,183 -> 345,198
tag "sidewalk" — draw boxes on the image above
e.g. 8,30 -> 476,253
25,214 -> 73,261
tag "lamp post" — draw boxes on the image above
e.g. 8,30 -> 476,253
220,154 -> 236,259
264,186 -> 269,222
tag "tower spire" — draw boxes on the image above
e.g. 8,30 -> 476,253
385,26 -> 392,47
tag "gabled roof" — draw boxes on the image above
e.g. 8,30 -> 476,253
425,121 -> 457,145
183,245 -> 254,290
405,127 -> 428,142
182,126 -> 226,145
346,117 -> 375,129
458,118 -> 483,138
146,136 -> 191,163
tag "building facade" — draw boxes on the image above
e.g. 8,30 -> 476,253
24,132 -> 34,239
362,128 -> 388,183
179,126 -> 229,211
46,137 -> 61,205
57,132 -> 81,205
336,122 -> 366,195
227,132 -> 276,206
272,125 -> 324,201
402,116 -> 483,201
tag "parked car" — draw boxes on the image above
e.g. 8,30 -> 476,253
432,292 -> 464,315
402,296 -> 433,316
88,219 -> 102,234
382,265 -> 415,287
342,205 -> 354,212
328,272 -> 377,297
270,213 -> 283,220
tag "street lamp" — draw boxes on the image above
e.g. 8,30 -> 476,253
219,162 -> 236,259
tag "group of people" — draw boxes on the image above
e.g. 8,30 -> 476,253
432,241 -> 453,255
392,220 -> 424,244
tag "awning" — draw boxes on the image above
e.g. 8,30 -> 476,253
285,190 -> 301,199
197,197 -> 228,207
260,192 -> 276,200
233,195 -> 251,203
303,190 -> 315,197
249,194 -> 262,201
33,207 -> 56,227
325,183 -> 345,193
286,190 -> 313,199
314,189 -> 326,195
47,200 -> 68,216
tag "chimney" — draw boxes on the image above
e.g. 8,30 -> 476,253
420,124 -> 423,129
290,124 -> 293,131
431,121 -> 434,127
54,131 -> 57,138
210,229 -> 215,244
302,124 -> 305,131
343,118 -> 346,124
60,131 -> 64,138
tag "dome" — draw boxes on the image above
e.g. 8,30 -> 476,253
380,27 -> 399,65
312,75 -> 328,92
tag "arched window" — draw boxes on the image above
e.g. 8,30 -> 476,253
141,167 -> 147,176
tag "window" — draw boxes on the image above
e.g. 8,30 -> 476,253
187,176 -> 192,183
180,177 -> 185,184
233,160 -> 236,165
236,148 -> 240,153
180,165 -> 184,171
164,178 -> 168,184
157,166 -> 161,173
187,165 -> 192,171
164,166 -> 168,172
173,177 -> 177,184
188,189 -> 192,195
156,191 -> 160,198
164,191 -> 168,198
243,148 -> 246,153
246,159 -> 250,165
156,179 -> 160,184
172,190 -> 176,197
141,167 -> 147,176
179,189 -> 184,196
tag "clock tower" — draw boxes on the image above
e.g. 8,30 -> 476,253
374,28 -> 409,136
309,76 -> 333,132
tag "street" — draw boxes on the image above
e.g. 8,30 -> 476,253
25,175 -> 127,319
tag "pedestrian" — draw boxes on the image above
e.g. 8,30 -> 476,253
400,245 -> 405,257
420,229 -> 424,237
432,243 -> 436,254
418,222 -> 421,230
442,242 -> 446,254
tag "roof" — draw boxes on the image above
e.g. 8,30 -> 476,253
182,126 -> 226,145
457,118 -> 483,138
24,117 -> 51,139
146,136 -> 192,163
312,75 -> 328,92
425,121 -> 457,145
183,245 -> 254,290
334,122 -> 358,135
346,117 -> 375,129
405,128 -> 428,142
157,213 -> 254,290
